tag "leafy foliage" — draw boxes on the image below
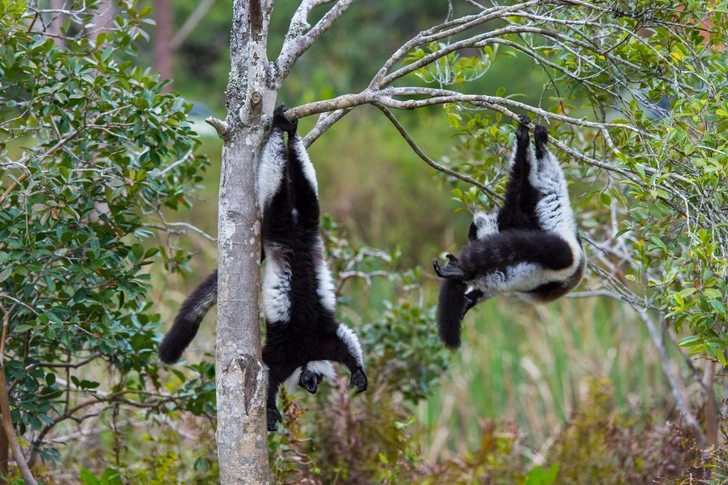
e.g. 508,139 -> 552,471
438,2 -> 728,360
0,0 -> 208,467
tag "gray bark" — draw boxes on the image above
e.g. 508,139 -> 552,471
215,0 -> 276,483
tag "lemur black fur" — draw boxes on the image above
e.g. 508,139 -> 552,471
159,106 -> 367,431
433,116 -> 586,349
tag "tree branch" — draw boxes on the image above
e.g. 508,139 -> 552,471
205,116 -> 229,139
276,0 -> 355,84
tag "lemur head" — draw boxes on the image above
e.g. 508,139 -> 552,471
298,368 -> 324,394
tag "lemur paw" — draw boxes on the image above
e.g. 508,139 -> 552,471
299,368 -> 319,394
272,104 -> 298,134
267,407 -> 283,432
518,114 -> 531,126
433,257 -> 472,281
516,115 -> 531,142
350,367 -> 368,393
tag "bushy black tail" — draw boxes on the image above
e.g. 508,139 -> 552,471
437,279 -> 467,349
159,270 -> 218,364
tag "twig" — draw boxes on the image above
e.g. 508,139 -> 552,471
0,173 -> 28,206
374,104 -> 502,201
170,0 -> 216,50
205,116 -> 229,139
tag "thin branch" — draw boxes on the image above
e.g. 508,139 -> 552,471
170,0 -> 216,50
302,108 -> 353,148
0,173 -> 28,206
24,352 -> 103,373
374,104 -> 502,201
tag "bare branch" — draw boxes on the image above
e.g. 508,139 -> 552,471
276,0 -> 355,84
302,108 -> 353,147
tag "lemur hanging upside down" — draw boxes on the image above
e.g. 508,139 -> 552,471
159,106 -> 367,431
433,116 -> 585,349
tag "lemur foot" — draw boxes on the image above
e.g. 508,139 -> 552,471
516,114 -> 531,143
534,124 -> 548,145
267,407 -> 283,432
272,104 -> 298,134
534,124 -> 548,159
433,257 -> 472,281
350,367 -> 368,393
298,368 -> 320,394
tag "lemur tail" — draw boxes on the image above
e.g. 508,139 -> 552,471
159,270 -> 218,364
437,278 -> 467,349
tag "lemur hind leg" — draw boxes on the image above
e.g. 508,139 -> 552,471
318,325 -> 367,393
433,254 -> 474,281
265,362 -> 298,431
534,123 -> 549,161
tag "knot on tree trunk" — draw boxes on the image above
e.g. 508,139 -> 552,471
220,354 -> 267,416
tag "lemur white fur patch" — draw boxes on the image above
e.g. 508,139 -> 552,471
258,130 -> 287,211
336,324 -> 364,368
473,211 -> 499,239
262,246 -> 292,323
531,150 -> 575,235
531,148 -> 582,274
283,361 -> 337,394
289,134 -> 319,195
314,238 -> 336,312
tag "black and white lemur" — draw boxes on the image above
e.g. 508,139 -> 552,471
159,106 -> 367,431
433,115 -> 585,349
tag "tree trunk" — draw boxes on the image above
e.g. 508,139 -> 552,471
154,0 -> 174,86
214,0 -> 276,483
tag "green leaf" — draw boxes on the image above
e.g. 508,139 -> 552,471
80,468 -> 102,485
0,267 -> 11,283
678,336 -> 702,347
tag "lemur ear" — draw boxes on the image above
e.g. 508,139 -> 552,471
468,222 -> 478,241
